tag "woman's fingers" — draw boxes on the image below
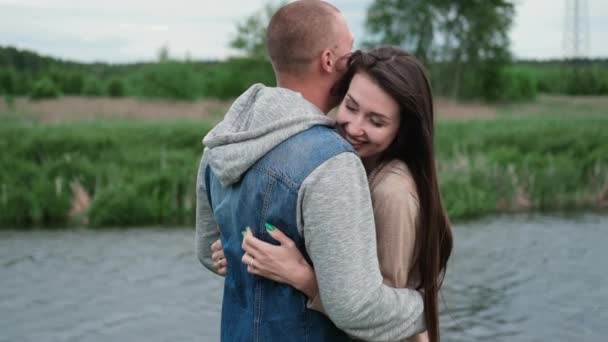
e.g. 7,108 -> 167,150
235,225 -> 313,291
247,264 -> 257,274
210,239 -> 222,252
214,257 -> 226,267
211,241 -> 225,261
209,239 -> 228,274
265,223 -> 294,247
243,252 -> 276,280
242,252 -> 257,269
213,253 -> 227,273
242,228 -> 265,256
211,249 -> 224,261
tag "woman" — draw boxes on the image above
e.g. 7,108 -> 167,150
211,46 -> 453,342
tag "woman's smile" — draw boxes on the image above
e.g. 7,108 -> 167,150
342,133 -> 366,150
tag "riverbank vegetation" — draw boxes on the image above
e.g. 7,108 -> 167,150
1,101 -> 606,228
0,118 -> 210,227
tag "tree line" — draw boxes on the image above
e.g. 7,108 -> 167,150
0,46 -> 275,101
229,0 -> 608,100
1,0 -> 608,102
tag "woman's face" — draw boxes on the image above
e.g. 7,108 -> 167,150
336,72 -> 401,162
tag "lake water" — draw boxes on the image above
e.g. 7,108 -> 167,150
1,214 -> 606,341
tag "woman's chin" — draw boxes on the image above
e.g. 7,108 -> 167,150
356,150 -> 370,159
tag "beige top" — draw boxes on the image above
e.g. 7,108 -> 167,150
310,159 -> 428,342
368,160 -> 421,290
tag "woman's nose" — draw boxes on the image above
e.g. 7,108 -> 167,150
345,117 -> 365,137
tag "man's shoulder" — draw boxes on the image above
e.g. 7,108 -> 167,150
257,126 -> 357,184
289,125 -> 348,147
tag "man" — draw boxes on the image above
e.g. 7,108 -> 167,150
196,1 -> 424,341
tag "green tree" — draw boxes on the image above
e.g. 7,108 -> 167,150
82,77 -> 105,96
63,71 -> 85,95
30,77 -> 61,100
106,78 -> 126,97
229,1 -> 286,59
136,62 -> 201,100
14,73 -> 32,95
365,0 -> 516,101
0,68 -> 17,94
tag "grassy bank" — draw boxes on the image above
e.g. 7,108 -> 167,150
1,113 -> 607,228
0,118 -> 211,227
436,116 -> 608,219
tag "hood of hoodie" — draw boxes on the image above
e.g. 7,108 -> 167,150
203,83 -> 336,186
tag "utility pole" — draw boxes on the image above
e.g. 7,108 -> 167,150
563,0 -> 590,60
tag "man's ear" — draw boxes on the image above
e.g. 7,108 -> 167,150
320,49 -> 335,74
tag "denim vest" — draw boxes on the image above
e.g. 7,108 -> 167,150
205,125 -> 354,342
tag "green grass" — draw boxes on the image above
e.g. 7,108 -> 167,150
436,115 -> 608,219
0,117 -> 211,227
496,95 -> 608,119
1,112 -> 607,228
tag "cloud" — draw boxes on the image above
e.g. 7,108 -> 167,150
118,23 -> 169,32
511,0 -> 607,58
0,0 -> 606,62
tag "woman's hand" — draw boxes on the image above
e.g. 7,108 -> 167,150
241,225 -> 319,299
210,239 -> 227,276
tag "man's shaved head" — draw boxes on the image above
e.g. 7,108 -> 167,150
266,0 -> 346,75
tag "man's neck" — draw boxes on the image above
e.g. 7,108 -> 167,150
277,77 -> 331,114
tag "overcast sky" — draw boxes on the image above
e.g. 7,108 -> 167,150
1,0 -> 606,63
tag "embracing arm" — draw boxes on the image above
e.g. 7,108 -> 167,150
299,153 -> 424,341
195,148 -> 223,276
238,156 -> 426,340
240,164 -> 426,317
241,226 -> 319,299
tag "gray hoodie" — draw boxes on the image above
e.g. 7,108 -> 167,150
196,84 -> 424,341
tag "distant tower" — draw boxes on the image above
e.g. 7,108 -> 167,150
563,0 -> 590,59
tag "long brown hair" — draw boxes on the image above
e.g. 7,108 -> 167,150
333,47 -> 453,342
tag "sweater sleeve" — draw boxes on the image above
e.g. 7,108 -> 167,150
195,148 -> 223,276
298,152 -> 425,341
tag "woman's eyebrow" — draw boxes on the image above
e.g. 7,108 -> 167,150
347,94 -> 392,122
370,112 -> 391,122
346,94 -> 359,107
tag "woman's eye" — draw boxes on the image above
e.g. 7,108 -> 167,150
346,105 -> 356,112
370,119 -> 383,127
